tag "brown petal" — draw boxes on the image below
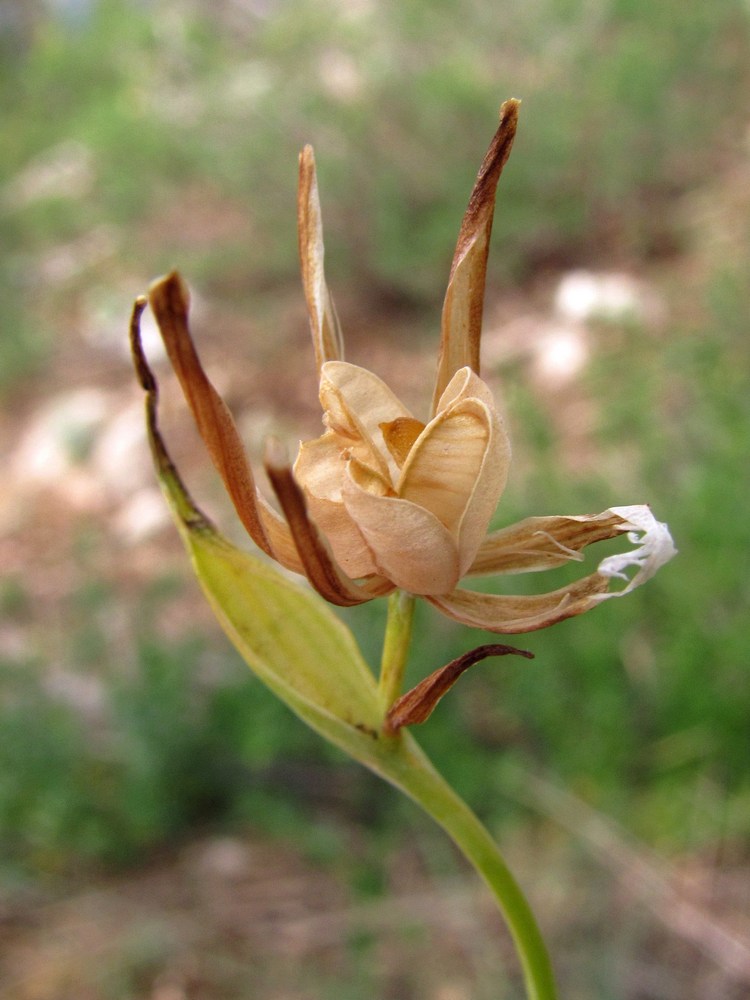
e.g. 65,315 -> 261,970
298,145 -> 344,373
432,98 -> 520,412
427,572 -> 610,633
384,643 -> 533,734
468,511 -> 631,576
148,272 -> 302,571
264,438 -> 393,606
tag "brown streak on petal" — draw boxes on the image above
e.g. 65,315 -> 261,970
379,417 -> 426,467
264,442 -> 393,607
432,99 -> 520,411
384,642 -> 533,734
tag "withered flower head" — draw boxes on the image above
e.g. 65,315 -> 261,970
141,100 -> 675,633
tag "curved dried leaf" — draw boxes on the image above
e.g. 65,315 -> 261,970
432,99 -> 520,411
385,643 -> 534,733
147,272 -> 302,571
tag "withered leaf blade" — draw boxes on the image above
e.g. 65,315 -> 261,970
432,98 -> 520,412
384,642 -> 534,734
147,271 -> 279,559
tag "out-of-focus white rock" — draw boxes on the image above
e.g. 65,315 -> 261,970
554,269 -> 660,324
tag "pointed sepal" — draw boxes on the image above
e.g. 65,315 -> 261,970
385,643 -> 534,734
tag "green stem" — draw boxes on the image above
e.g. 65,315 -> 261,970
388,737 -> 558,1000
378,590 -> 416,710
375,590 -> 556,999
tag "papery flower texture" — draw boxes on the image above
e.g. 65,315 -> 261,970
138,99 -> 675,635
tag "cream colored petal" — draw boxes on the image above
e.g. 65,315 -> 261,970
299,493 -> 379,579
400,369 -> 510,574
434,365 -> 497,413
398,401 -> 490,530
298,145 -> 344,373
468,510 -> 632,576
590,505 -> 677,600
293,434 -> 379,578
321,361 -> 412,440
320,361 -> 412,481
342,460 -> 460,595
427,573 -> 611,634
294,432 -> 347,503
432,99 -> 520,413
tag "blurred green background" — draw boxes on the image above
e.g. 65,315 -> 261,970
1,1 -> 749,997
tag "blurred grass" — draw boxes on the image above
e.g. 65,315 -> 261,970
1,0 -> 749,940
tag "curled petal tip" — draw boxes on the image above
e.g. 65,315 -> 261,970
129,296 -> 152,390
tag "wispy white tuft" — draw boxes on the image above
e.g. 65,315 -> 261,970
593,505 -> 677,600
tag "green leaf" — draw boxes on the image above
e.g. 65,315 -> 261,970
185,518 -> 384,738
167,492 -> 447,787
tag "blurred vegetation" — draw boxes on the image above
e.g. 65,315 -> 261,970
1,0 -> 749,909
2,0 -> 748,385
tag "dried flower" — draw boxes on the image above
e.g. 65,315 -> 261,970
145,99 -> 675,634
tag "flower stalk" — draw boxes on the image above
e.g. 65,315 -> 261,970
378,590 -> 416,715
